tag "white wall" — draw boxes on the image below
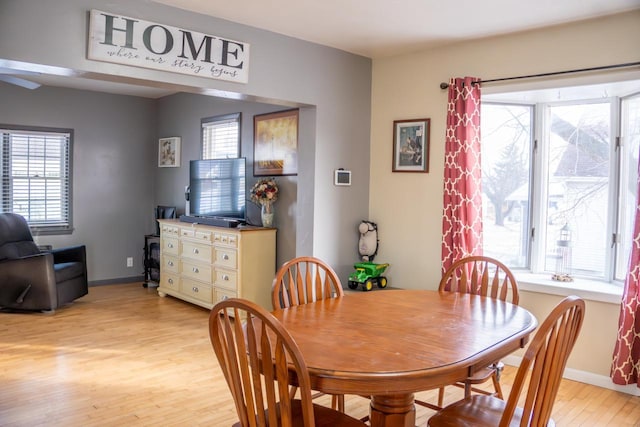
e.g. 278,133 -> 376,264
370,11 -> 640,387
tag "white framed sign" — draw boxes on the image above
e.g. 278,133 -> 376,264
88,10 -> 249,84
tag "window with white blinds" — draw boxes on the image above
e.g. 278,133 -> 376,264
201,113 -> 241,159
1,126 -> 73,234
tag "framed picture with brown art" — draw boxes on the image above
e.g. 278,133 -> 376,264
158,137 -> 181,168
253,109 -> 299,176
392,118 -> 430,173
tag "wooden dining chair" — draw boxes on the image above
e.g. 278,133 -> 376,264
415,255 -> 519,410
428,295 -> 585,427
271,256 -> 346,413
271,256 -> 344,309
209,298 -> 367,427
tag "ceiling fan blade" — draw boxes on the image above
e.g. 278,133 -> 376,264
0,67 -> 41,76
0,75 -> 41,90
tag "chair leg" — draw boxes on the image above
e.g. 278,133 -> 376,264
438,386 -> 445,407
331,394 -> 345,412
464,382 -> 472,399
491,372 -> 504,399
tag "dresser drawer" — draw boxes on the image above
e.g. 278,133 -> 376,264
214,287 -> 237,304
181,278 -> 213,304
213,232 -> 239,248
181,241 -> 213,263
181,259 -> 213,282
160,272 -> 180,291
160,224 -> 180,236
194,230 -> 212,243
162,237 -> 179,255
179,227 -> 195,239
162,255 -> 180,273
214,247 -> 237,269
215,268 -> 238,291
180,227 -> 213,242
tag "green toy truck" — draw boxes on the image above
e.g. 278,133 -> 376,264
348,261 -> 389,291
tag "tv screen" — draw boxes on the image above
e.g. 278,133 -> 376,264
189,158 -> 246,221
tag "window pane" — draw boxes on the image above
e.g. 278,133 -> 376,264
544,102 -> 611,278
1,128 -> 71,232
617,94 -> 640,280
202,114 -> 240,159
481,103 -> 533,268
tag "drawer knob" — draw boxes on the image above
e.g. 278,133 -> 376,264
168,243 -> 173,248
192,286 -> 199,292
222,295 -> 229,300
193,248 -> 199,254
192,267 -> 199,273
168,278 -> 173,284
223,275 -> 229,281
223,254 -> 229,260
168,261 -> 174,266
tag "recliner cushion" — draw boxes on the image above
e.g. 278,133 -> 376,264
54,262 -> 84,283
0,241 -> 40,261
0,213 -> 40,261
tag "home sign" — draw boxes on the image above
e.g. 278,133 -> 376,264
88,10 -> 249,84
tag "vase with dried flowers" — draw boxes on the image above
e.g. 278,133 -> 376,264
250,177 -> 278,227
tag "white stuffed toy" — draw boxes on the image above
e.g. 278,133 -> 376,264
358,220 -> 379,262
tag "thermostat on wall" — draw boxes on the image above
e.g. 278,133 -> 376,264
334,169 -> 352,186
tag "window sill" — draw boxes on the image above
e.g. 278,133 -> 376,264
514,272 -> 623,305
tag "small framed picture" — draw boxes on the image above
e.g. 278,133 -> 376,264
392,118 -> 430,173
158,137 -> 181,168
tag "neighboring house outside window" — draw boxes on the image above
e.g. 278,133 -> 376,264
0,125 -> 73,235
201,113 -> 241,159
481,84 -> 640,286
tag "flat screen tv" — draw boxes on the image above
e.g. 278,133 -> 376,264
189,158 -> 246,221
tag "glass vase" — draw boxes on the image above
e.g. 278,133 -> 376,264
261,202 -> 274,228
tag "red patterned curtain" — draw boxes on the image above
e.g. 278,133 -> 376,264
441,77 -> 483,273
611,151 -> 640,388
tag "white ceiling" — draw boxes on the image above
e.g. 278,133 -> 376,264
2,0 -> 639,97
152,0 -> 640,59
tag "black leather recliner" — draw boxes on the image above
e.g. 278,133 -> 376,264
0,213 -> 88,312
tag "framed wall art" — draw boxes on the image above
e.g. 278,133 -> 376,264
392,118 -> 430,173
253,109 -> 299,176
158,137 -> 181,167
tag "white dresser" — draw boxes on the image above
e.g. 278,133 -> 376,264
157,219 -> 276,311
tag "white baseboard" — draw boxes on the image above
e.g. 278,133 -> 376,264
502,355 -> 640,397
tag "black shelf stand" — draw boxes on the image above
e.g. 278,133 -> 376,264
143,234 -> 160,288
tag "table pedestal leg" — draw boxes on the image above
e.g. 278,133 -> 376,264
369,393 -> 415,427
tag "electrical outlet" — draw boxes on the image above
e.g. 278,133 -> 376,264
126,257 -> 133,268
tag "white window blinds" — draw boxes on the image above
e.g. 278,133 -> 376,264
1,127 -> 72,233
201,113 -> 240,159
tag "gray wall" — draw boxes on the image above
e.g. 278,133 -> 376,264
0,84 -> 298,281
0,0 -> 372,282
0,84 -> 156,282
155,93 -> 298,267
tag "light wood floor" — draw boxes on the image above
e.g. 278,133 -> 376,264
1,283 -> 638,426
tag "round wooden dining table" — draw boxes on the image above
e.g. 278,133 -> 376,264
270,289 -> 537,427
